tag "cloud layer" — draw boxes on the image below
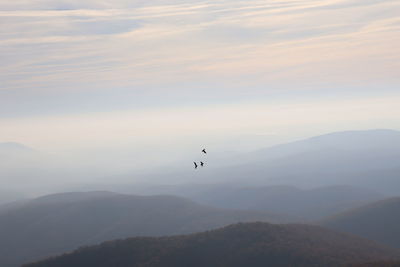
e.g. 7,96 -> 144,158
1,0 -> 399,96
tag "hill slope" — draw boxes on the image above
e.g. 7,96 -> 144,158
0,191 -> 289,267
199,185 -> 384,221
130,184 -> 383,221
321,197 -> 400,249
25,222 -> 400,267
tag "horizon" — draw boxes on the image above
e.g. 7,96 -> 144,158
1,127 -> 400,198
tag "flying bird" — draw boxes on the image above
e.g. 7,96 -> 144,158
202,149 -> 207,154
200,161 -> 204,167
194,162 -> 198,169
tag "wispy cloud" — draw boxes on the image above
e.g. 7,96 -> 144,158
0,0 -> 399,118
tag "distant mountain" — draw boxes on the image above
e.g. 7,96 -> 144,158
33,191 -> 118,203
0,142 -> 33,151
184,185 -> 384,221
108,184 -> 384,221
0,191 -> 289,267
0,198 -> 29,214
24,222 -> 400,267
192,129 -> 400,194
321,197 -> 400,249
0,143 -> 38,204
254,129 -> 400,157
0,142 -> 72,196
0,142 -> 35,157
0,190 -> 27,205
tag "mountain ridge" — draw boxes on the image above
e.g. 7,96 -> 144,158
24,222 -> 400,267
0,191 -> 291,267
321,197 -> 400,249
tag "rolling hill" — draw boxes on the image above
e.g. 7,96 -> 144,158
190,185 -> 384,221
108,184 -> 384,221
0,191 -> 290,267
321,197 -> 400,249
24,222 -> 400,267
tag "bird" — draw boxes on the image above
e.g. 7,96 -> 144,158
200,161 -> 204,167
194,162 -> 198,169
202,148 -> 207,154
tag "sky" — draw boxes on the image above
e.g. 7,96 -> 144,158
1,0 -> 399,158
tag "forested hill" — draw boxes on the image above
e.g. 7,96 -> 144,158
321,197 -> 400,249
25,222 -> 400,267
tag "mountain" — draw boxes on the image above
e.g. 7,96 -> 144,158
104,184 -> 384,221
24,222 -> 400,267
0,142 -> 34,154
184,185 -> 384,221
0,191 -> 290,267
0,142 -> 37,163
119,129 -> 400,194
0,141 -> 55,195
0,198 -> 30,214
253,129 -> 400,158
321,197 -> 400,249
184,129 -> 400,194
0,190 -> 27,205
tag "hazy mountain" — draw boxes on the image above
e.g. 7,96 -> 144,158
0,199 -> 30,214
184,185 -> 384,221
321,197 -> 400,249
0,142 -> 104,197
4,129 -> 400,196
0,142 -> 34,154
102,129 -> 400,195
252,129 -> 400,159
0,191 -> 290,267
0,190 -> 27,205
185,129 -> 400,194
100,184 -> 384,221
0,141 -> 56,195
24,222 -> 400,267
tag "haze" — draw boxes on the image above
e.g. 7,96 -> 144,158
2,1 -> 400,266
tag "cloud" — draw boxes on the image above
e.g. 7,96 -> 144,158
0,0 -> 399,118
